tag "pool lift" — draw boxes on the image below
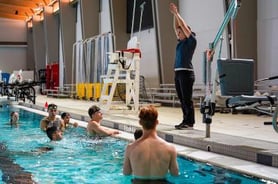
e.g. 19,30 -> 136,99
200,0 -> 241,137
201,0 -> 278,137
99,0 -> 145,111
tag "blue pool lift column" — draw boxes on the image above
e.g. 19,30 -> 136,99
200,0 -> 241,138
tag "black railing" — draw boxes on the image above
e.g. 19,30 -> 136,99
0,81 -> 40,104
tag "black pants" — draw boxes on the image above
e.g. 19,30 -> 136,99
175,70 -> 195,125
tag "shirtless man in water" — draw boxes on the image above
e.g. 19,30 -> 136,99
46,126 -> 63,141
10,111 -> 19,127
86,105 -> 119,136
40,104 -> 64,132
61,112 -> 78,129
123,105 -> 179,183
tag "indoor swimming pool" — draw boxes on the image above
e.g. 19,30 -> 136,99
0,105 -> 275,184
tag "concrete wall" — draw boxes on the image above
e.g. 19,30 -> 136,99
234,0 -> 257,79
0,47 -> 26,73
257,0 -> 278,85
80,0 -> 99,39
0,18 -> 27,73
32,15 -> 46,74
59,0 -> 76,85
44,6 -> 59,65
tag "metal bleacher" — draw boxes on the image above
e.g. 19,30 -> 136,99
44,84 -> 76,99
145,84 -> 205,107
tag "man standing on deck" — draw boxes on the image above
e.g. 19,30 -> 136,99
170,3 -> 197,129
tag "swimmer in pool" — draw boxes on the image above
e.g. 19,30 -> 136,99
46,126 -> 63,141
86,105 -> 119,137
10,111 -> 19,127
123,105 -> 179,183
40,103 -> 64,132
61,112 -> 78,130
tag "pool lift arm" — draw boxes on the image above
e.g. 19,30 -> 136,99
200,0 -> 241,137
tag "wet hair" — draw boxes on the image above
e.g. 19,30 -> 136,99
88,105 -> 101,118
138,105 -> 158,130
46,126 -> 58,140
10,111 -> 15,117
134,129 -> 143,140
10,111 -> 19,124
48,104 -> 57,111
61,112 -> 70,119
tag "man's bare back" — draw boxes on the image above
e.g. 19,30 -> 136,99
124,134 -> 178,178
123,105 -> 179,181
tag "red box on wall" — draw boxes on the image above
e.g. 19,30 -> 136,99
46,63 -> 59,89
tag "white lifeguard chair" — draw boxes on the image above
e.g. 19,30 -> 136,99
99,45 -> 141,111
99,1 -> 146,111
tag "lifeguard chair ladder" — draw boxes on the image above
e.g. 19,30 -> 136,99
99,48 -> 141,111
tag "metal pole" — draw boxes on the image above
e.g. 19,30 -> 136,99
138,1 -> 146,41
130,0 -> 137,39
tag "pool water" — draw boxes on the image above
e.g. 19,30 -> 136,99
0,105 -> 273,184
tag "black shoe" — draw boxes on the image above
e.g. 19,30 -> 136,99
175,123 -> 193,129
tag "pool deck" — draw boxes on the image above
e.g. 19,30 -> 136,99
14,95 -> 278,182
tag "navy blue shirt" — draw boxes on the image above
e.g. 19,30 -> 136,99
174,34 -> 197,71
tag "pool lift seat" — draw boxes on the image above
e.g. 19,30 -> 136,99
217,58 -> 278,133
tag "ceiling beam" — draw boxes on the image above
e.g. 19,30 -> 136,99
0,0 -> 51,20
0,0 -> 38,8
